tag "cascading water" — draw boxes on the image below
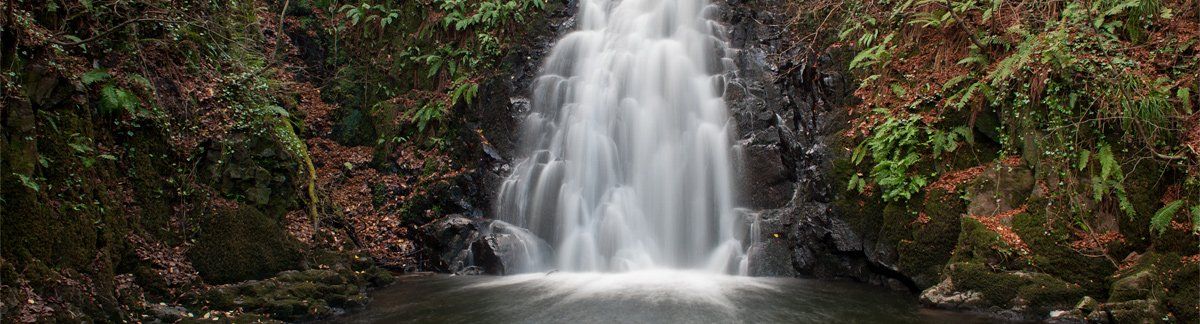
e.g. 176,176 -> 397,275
495,0 -> 744,273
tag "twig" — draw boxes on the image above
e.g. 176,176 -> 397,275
50,18 -> 182,47
943,0 -> 989,59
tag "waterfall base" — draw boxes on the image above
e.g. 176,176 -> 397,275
328,271 -> 993,323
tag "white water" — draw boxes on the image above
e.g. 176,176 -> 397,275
495,0 -> 743,273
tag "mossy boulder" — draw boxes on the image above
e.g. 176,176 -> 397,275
333,108 -> 378,146
1107,253 -> 1199,322
1010,206 -> 1116,296
1110,270 -> 1156,302
896,189 -> 965,289
949,217 -> 1022,268
194,267 -> 394,322
923,262 -> 1083,318
189,206 -> 303,284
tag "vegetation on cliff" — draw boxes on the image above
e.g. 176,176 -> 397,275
802,0 -> 1198,320
1,0 -> 555,321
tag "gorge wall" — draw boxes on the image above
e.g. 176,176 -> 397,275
722,0 -> 1198,322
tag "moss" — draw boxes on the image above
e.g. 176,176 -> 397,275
1109,252 -> 1198,322
948,262 -> 1024,306
950,218 -> 1018,267
947,262 -> 1083,311
188,205 -> 303,284
1016,274 -> 1085,311
1010,207 -> 1115,296
194,268 -> 390,322
830,157 -> 887,243
898,189 -> 965,289
1164,260 -> 1199,322
1117,158 -> 1167,250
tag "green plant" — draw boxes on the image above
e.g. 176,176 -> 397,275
1149,200 -> 1184,234
849,107 -> 974,200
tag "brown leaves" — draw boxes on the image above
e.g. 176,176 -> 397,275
927,164 -> 987,193
127,234 -> 200,290
969,204 -> 1031,254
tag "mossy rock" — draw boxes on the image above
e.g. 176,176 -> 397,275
1115,157 -> 1168,250
200,133 -> 303,218
1010,207 -> 1115,296
333,108 -> 378,146
1109,253 -> 1199,322
188,206 -> 303,284
946,262 -> 1083,313
1096,299 -> 1172,323
194,267 -> 391,322
897,189 -> 965,289
950,218 -> 1021,268
829,157 -> 886,242
1164,260 -> 1198,322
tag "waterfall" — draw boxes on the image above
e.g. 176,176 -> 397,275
495,0 -> 742,273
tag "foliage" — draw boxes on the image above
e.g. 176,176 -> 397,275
1150,200 -> 1184,234
850,111 -> 971,201
828,0 -> 1198,232
328,0 -> 545,140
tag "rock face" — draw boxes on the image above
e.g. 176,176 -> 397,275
422,215 -> 550,275
718,1 -> 1198,323
721,0 -> 896,286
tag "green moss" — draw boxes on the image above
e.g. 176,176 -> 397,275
188,206 -> 302,284
948,262 -> 1083,310
1010,208 -> 1115,296
830,157 -> 886,242
1109,252 -> 1198,322
898,189 -> 965,289
1164,260 -> 1198,322
950,218 -> 1017,267
1117,158 -> 1167,250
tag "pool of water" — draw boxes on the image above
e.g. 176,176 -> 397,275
327,270 -> 992,323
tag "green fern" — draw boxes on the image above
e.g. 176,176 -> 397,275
99,85 -> 141,116
81,69 -> 111,85
1150,200 -> 1184,234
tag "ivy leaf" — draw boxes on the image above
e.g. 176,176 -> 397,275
15,174 -> 39,192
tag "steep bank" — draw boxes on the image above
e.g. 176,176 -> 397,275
1,0 -> 571,321
728,0 -> 1199,322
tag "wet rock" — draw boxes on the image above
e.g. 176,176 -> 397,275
742,144 -> 794,209
424,215 -> 484,273
423,215 -> 548,275
920,277 -> 987,309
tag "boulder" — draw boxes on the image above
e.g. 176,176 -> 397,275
423,215 -> 550,275
189,205 -> 303,284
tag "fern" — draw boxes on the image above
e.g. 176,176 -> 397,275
1192,205 -> 1200,234
81,69 -> 111,85
99,85 -> 141,116
1150,200 -> 1184,234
